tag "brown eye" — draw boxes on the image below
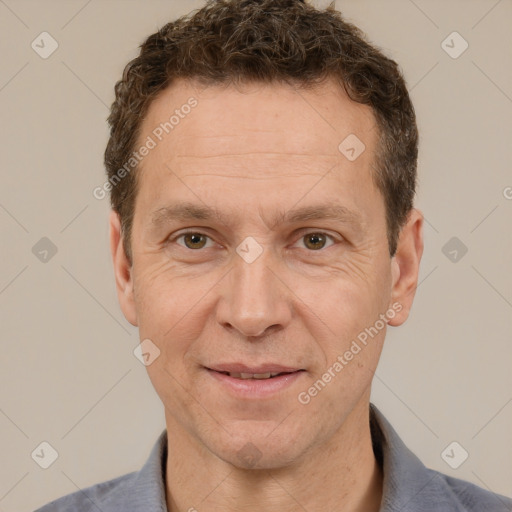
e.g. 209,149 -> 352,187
182,233 -> 208,249
303,233 -> 328,250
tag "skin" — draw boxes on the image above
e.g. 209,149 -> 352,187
110,78 -> 423,512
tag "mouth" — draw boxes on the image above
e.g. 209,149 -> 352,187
204,364 -> 306,397
215,370 -> 299,380
206,364 -> 304,378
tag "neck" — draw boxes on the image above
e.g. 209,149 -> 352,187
164,401 -> 383,512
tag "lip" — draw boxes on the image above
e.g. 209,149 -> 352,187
208,363 -> 302,374
205,365 -> 306,399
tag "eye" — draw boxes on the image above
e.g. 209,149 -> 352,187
175,232 -> 214,250
294,232 -> 336,251
170,230 -> 338,252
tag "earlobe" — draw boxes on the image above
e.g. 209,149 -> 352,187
109,210 -> 138,326
387,208 -> 424,327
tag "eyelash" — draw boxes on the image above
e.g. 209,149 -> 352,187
170,230 -> 339,251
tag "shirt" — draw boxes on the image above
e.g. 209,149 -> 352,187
34,404 -> 512,511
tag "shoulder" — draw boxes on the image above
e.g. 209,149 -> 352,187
430,469 -> 512,512
33,471 -> 138,512
370,404 -> 512,512
33,430 -> 168,512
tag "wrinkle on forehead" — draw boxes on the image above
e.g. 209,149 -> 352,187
137,78 -> 377,170
134,78 -> 381,230
177,173 -> 323,179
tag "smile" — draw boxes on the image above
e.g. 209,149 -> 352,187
219,371 -> 288,379
205,365 -> 306,398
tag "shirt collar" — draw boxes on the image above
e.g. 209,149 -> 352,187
370,403 -> 465,512
118,429 -> 168,512
126,404 -> 466,512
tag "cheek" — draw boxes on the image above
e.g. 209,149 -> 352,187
310,284 -> 384,366
304,256 -> 387,327
134,257 -> 202,321
133,262 -> 212,415
295,279 -> 387,421
293,251 -> 391,375
131,260 -> 211,359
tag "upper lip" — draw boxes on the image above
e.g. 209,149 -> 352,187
206,363 -> 303,374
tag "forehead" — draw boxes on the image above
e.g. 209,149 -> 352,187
134,78 -> 381,222
140,78 -> 377,165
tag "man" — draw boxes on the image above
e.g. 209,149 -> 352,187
36,0 -> 511,510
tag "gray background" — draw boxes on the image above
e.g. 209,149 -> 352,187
0,1 -> 511,511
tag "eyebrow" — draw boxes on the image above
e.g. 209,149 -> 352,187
149,201 -> 364,231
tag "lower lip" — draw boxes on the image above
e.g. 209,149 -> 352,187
206,369 -> 305,399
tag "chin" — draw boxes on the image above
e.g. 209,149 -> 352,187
209,419 -> 313,470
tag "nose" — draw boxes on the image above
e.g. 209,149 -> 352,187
215,245 -> 292,339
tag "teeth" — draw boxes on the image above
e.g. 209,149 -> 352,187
228,372 -> 281,379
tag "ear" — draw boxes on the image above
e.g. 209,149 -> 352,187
109,210 -> 138,326
387,208 -> 424,327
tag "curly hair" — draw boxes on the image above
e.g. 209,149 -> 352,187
104,0 -> 418,263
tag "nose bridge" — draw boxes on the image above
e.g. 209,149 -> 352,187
217,242 -> 291,338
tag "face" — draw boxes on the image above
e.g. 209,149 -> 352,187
111,78 -> 423,469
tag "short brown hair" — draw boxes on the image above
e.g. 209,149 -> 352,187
105,0 -> 418,263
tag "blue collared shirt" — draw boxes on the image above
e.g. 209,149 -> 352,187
34,404 -> 512,511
